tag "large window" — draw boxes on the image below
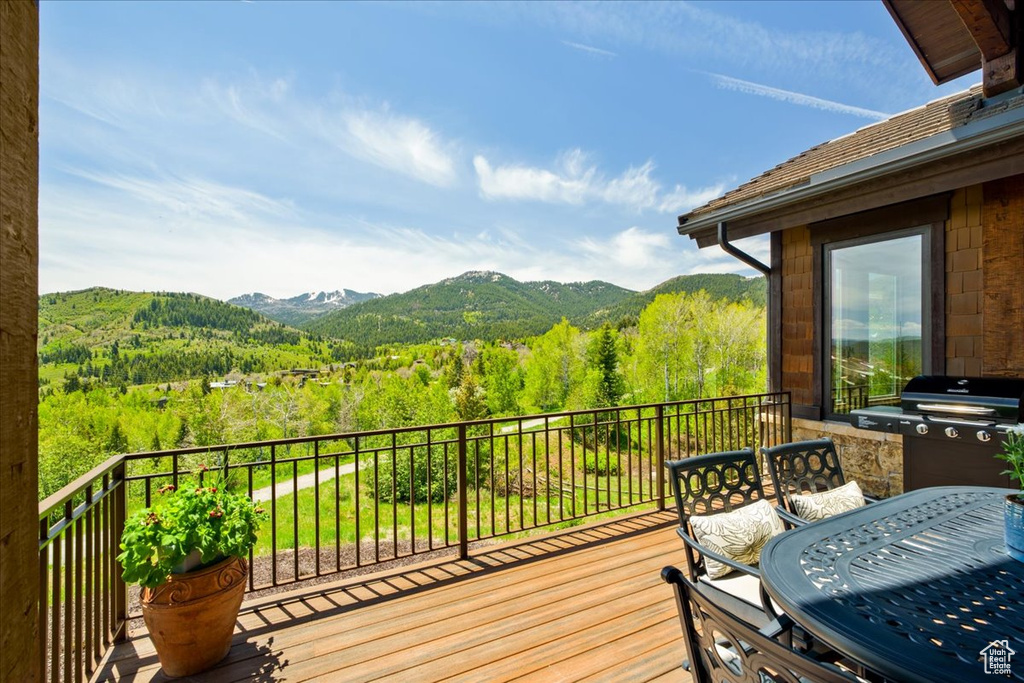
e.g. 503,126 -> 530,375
826,230 -> 929,415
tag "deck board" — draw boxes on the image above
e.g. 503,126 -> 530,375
95,510 -> 694,682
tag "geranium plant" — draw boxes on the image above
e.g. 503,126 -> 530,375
996,423 -> 1024,494
118,467 -> 267,589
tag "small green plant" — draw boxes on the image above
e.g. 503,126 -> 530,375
118,466 -> 267,589
996,423 -> 1024,493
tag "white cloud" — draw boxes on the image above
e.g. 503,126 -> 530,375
474,150 -> 593,204
578,227 -> 671,269
474,150 -> 723,214
63,168 -> 293,222
202,75 -> 460,187
562,41 -> 617,58
337,107 -> 458,188
708,74 -> 889,121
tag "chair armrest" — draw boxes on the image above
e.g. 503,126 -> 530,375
862,494 -> 879,504
758,612 -> 797,640
774,505 -> 808,528
675,527 -> 761,578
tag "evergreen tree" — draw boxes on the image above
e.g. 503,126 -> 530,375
590,323 -> 624,408
175,419 -> 191,448
106,423 -> 128,455
454,373 -> 488,422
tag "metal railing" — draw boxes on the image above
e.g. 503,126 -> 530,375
38,391 -> 790,682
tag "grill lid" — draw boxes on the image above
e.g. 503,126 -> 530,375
901,375 -> 1024,423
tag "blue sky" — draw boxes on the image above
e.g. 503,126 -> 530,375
39,1 -> 977,300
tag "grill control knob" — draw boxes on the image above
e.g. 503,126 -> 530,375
915,423 -> 929,435
977,431 -> 992,443
944,427 -> 959,439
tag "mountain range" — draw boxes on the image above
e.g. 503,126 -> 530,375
227,289 -> 381,326
39,272 -> 766,377
301,271 -> 765,352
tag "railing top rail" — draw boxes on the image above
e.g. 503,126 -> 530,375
39,453 -> 125,520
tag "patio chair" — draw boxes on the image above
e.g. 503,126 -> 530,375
664,449 -> 791,627
661,566 -> 862,683
761,438 -> 876,524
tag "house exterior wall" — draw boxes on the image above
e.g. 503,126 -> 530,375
0,1 -> 41,681
779,226 -> 814,408
981,174 -> 1024,377
946,185 -> 985,376
774,175 -> 1024,498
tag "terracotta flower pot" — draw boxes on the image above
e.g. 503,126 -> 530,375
141,555 -> 248,677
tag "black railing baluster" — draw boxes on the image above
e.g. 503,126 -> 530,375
443,440 -> 450,547
457,424 -> 468,560
426,430 -> 433,551
391,434 -> 397,560
247,467 -> 254,591
292,458 -> 298,581
51,525 -> 60,683
352,440 -> 356,569
38,519 -> 48,683
313,444 -> 321,577
270,444 -> 277,586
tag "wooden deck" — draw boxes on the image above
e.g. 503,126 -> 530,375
96,510 -> 692,682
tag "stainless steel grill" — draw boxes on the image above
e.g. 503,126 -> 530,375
850,375 -> 1024,490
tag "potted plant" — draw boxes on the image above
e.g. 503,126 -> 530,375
996,423 -> 1024,563
118,466 -> 266,677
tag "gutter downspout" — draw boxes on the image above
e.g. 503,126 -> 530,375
715,222 -> 776,394
717,222 -> 769,275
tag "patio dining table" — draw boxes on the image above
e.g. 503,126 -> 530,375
759,486 -> 1024,683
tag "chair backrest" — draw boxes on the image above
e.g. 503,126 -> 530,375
662,566 -> 861,683
665,449 -> 768,580
760,438 -> 845,512
665,449 -> 767,525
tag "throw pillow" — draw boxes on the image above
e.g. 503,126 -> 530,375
790,480 -> 865,522
689,499 -> 786,579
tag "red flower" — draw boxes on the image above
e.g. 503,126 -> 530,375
209,507 -> 223,518
157,484 -> 175,494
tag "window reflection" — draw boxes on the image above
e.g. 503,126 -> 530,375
829,234 -> 923,414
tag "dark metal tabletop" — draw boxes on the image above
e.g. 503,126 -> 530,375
760,486 -> 1024,683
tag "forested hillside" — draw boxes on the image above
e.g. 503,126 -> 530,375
585,273 -> 766,327
38,288 -> 351,391
302,271 -> 634,353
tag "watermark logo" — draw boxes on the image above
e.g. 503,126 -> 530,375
980,640 -> 1015,676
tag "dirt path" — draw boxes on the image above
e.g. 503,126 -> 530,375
251,461 -> 357,502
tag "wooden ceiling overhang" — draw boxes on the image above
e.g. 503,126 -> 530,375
885,0 -> 1020,96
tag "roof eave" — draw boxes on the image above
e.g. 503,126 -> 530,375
677,97 -> 1024,240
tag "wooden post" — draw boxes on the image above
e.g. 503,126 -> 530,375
0,1 -> 41,680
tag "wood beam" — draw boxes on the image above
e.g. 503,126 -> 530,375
952,0 -> 1012,59
0,2 -> 41,681
952,0 -> 1020,96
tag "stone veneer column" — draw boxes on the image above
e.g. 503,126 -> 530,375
0,1 -> 40,681
790,418 -> 904,498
